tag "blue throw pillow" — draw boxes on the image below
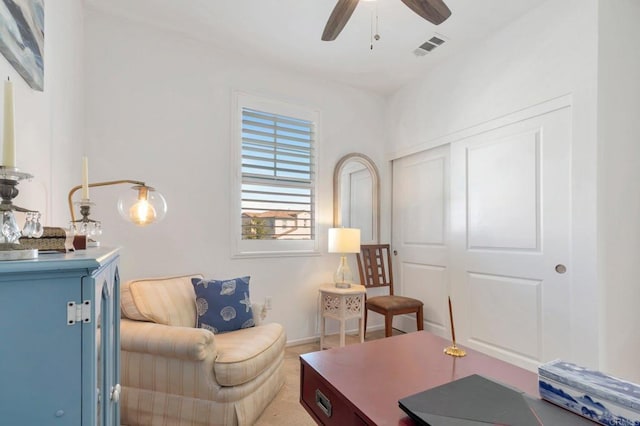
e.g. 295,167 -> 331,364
191,276 -> 255,334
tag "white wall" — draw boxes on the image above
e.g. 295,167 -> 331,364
48,1 -> 86,225
386,0 -> 602,370
597,0 -> 640,382
82,0 -> 640,381
0,1 -> 84,227
83,10 -> 389,344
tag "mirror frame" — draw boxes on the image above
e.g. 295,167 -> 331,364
333,153 -> 380,243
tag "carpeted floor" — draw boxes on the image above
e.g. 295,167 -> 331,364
254,329 -> 401,425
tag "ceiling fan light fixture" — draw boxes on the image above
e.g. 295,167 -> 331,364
322,0 -> 451,41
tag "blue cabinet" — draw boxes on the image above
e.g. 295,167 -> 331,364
0,247 -> 120,425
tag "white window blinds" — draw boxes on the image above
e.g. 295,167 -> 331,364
241,107 -> 315,240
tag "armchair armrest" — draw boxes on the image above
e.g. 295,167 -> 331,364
121,318 -> 217,361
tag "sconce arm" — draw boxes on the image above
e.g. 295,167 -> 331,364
68,179 -> 146,222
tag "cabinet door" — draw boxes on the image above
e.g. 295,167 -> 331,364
392,106 -> 573,372
0,274 -> 83,425
94,262 -> 121,426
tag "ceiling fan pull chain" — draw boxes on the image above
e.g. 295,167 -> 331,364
370,10 -> 374,50
370,4 -> 381,51
375,3 -> 380,41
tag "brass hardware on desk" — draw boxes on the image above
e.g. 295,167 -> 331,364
444,296 -> 466,357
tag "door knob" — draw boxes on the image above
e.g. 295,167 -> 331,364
393,250 -> 398,256
555,264 -> 567,274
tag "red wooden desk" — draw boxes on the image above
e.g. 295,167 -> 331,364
300,331 -> 539,426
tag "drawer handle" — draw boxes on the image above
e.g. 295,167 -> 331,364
315,389 -> 332,418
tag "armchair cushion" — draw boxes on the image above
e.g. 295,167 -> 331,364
192,276 -> 255,334
121,274 -> 203,327
213,322 -> 285,386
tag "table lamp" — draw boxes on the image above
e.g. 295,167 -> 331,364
328,227 -> 361,288
68,179 -> 167,246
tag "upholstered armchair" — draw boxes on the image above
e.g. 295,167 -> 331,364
119,274 -> 286,426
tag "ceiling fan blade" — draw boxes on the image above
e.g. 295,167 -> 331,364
322,0 -> 360,41
400,0 -> 451,25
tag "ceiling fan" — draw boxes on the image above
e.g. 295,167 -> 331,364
321,0 -> 451,41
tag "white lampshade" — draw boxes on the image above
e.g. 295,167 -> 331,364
328,228 -> 361,254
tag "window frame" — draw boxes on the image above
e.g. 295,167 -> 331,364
231,91 -> 320,258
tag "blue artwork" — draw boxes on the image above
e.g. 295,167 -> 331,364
539,360 -> 640,426
0,0 -> 44,91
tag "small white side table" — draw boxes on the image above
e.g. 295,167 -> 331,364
319,283 -> 366,349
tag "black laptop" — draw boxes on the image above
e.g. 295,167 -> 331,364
398,374 -> 593,425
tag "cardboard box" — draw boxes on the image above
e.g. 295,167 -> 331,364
539,360 -> 640,425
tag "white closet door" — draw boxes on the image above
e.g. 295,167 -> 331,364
391,145 -> 450,335
391,105 -> 572,372
450,106 -> 571,371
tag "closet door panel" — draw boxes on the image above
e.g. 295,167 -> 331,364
450,106 -> 571,371
392,145 -> 449,334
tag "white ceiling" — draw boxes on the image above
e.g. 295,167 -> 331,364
85,0 -> 544,95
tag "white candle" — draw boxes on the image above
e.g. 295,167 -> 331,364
3,78 -> 15,168
82,156 -> 89,199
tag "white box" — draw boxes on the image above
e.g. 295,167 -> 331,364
539,360 -> 640,425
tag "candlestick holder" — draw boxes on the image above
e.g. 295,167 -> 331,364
69,199 -> 102,247
0,166 -> 39,260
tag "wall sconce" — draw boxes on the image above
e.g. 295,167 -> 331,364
328,227 -> 361,288
68,179 -> 167,244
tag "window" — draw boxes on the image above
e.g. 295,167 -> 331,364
233,92 -> 319,256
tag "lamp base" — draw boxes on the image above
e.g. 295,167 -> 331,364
444,345 -> 467,357
334,282 -> 352,289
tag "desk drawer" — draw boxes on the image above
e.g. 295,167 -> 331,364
301,362 -> 367,425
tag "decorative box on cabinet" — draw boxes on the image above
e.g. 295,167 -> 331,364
0,247 -> 121,425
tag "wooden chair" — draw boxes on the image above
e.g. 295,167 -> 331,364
356,244 -> 424,338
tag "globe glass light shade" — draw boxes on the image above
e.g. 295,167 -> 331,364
117,185 -> 167,226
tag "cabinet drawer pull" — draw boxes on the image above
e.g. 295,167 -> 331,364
315,389 -> 332,418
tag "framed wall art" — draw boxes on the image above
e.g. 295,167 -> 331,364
0,0 -> 44,91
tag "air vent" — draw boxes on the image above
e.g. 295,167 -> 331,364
413,33 -> 448,57
419,41 -> 437,52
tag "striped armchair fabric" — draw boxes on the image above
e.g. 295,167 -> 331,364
119,274 -> 286,426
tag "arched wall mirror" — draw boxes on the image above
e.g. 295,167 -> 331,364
333,153 -> 380,244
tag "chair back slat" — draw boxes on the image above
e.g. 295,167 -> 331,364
356,244 -> 395,295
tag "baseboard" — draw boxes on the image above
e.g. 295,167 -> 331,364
285,324 -> 386,347
286,336 -> 318,347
